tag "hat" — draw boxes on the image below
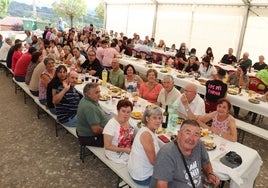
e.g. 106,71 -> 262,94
220,151 -> 242,168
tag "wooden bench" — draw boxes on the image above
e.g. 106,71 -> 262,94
87,146 -> 149,188
236,119 -> 268,143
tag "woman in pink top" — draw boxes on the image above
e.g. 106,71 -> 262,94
102,42 -> 118,68
139,69 -> 162,104
11,43 -> 23,71
198,98 -> 237,142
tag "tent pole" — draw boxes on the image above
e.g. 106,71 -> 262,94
103,2 -> 107,32
236,3 -> 250,59
151,1 -> 158,39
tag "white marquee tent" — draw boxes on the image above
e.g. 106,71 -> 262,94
103,0 -> 268,63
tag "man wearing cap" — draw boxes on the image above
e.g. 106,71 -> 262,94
150,120 -> 220,188
204,69 -> 228,113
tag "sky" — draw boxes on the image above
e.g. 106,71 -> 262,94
12,0 -> 100,10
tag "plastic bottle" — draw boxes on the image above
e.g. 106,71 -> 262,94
102,68 -> 108,86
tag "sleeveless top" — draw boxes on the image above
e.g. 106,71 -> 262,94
211,112 -> 234,133
124,75 -> 139,92
39,70 -> 54,101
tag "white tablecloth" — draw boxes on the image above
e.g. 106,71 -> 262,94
119,57 -> 268,117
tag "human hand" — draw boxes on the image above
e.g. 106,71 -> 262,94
207,173 -> 220,188
124,148 -> 131,154
62,80 -> 70,91
210,126 -> 221,135
180,94 -> 189,106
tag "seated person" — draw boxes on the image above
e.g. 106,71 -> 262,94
228,65 -> 249,118
103,99 -> 135,164
39,57 -> 55,105
174,83 -> 205,120
253,55 -> 267,71
25,51 -> 43,85
155,39 -> 166,51
123,64 -> 143,93
46,65 -> 67,114
70,47 -> 86,71
61,45 -> 73,65
128,105 -> 162,186
198,56 -> 217,79
157,75 -> 181,109
139,69 -> 162,104
237,52 -> 252,70
220,48 -> 237,65
108,58 -> 124,88
256,65 -> 268,86
53,71 -> 80,127
205,69 -> 227,113
150,120 -> 220,188
198,98 -> 237,142
174,46 -> 187,70
80,50 -> 103,78
76,83 -> 110,147
14,47 -> 37,82
183,54 -> 199,73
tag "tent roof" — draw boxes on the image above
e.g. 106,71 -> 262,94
104,0 -> 268,6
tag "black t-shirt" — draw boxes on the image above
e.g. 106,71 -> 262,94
184,63 -> 199,73
47,78 -> 62,108
253,62 -> 267,71
221,54 -> 237,65
205,80 -> 227,103
175,52 -> 187,70
6,46 -> 15,69
81,58 -> 103,79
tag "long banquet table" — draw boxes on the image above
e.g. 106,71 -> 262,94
75,81 -> 263,188
119,56 -> 268,117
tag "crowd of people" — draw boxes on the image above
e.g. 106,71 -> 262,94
0,25 -> 267,187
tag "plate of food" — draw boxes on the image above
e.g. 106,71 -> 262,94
131,112 -> 143,119
200,136 -> 216,151
177,74 -> 186,78
176,117 -> 184,125
155,127 -> 166,134
76,79 -> 83,84
160,68 -> 168,73
227,88 -> 238,95
99,94 -> 110,101
200,128 -> 211,137
198,78 -> 207,85
248,98 -> 260,104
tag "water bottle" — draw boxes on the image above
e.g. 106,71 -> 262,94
102,68 -> 108,86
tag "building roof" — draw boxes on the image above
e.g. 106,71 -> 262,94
0,16 -> 23,26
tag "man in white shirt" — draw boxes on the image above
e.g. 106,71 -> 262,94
70,47 -> 86,71
157,75 -> 181,109
175,83 -> 205,120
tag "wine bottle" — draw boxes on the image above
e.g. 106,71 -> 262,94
162,105 -> 169,129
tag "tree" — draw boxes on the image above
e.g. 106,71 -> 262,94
0,0 -> 11,18
52,0 -> 88,28
95,0 -> 104,20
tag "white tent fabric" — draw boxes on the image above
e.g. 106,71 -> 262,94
104,0 -> 268,63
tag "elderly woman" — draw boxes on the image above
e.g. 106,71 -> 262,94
103,99 -> 135,164
139,69 -> 162,104
155,39 -> 166,51
39,57 -> 55,105
199,56 -> 217,79
228,65 -> 249,118
128,105 -> 162,186
62,45 -> 73,65
124,64 -> 144,93
198,98 -> 237,142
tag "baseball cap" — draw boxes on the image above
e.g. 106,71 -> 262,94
220,151 -> 242,168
